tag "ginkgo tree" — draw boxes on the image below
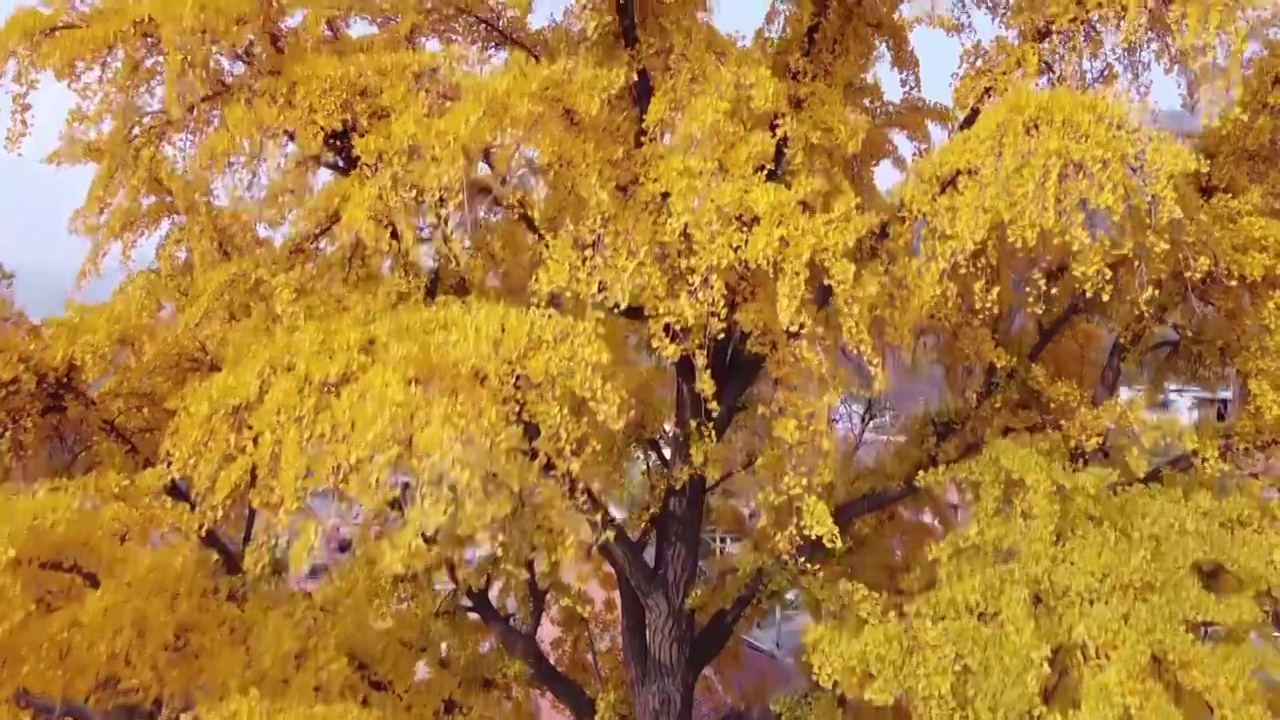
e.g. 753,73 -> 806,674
2,0 -> 1280,719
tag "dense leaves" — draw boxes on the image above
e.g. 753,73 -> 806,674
1,1 -> 1279,718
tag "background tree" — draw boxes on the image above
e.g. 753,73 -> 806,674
1,1 -> 1279,719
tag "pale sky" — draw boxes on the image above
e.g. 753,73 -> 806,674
0,0 -> 1179,318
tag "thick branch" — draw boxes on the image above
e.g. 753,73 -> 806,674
694,483 -> 918,672
524,558 -> 549,633
13,690 -> 97,720
1093,335 -> 1128,407
643,437 -> 670,471
518,411 -> 656,594
613,562 -> 652,666
649,356 -> 709,602
763,2 -> 832,183
831,483 -> 920,530
1138,452 -> 1195,486
464,585 -> 596,720
709,328 -> 766,441
614,0 -> 654,147
164,479 -> 245,576
1029,297 -> 1083,362
691,569 -> 766,672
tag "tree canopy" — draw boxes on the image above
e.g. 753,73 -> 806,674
2,0 -> 1280,718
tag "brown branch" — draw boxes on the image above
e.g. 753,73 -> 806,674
1138,452 -> 1195,487
644,438 -> 670,471
648,356 -> 710,602
35,560 -> 101,590
1093,336 -> 1128,407
459,9 -> 541,62
524,558 -> 549,634
36,21 -> 87,38
710,342 -> 766,441
763,2 -> 832,183
691,569 -> 766,673
348,654 -> 394,696
517,405 -> 656,595
583,486 -> 657,597
694,483 -> 918,672
40,370 -> 246,578
707,456 -> 757,494
13,690 -> 98,720
164,479 -> 244,576
818,24 -> 1059,311
614,567 -> 651,674
463,584 -> 596,720
1029,297 -> 1084,362
614,0 -> 654,148
831,483 -> 920,531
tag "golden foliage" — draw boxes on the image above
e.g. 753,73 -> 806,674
0,1 -> 1279,718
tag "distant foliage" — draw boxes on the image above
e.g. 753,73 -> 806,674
1,1 -> 1279,719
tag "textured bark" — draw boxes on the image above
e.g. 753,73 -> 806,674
629,595 -> 699,720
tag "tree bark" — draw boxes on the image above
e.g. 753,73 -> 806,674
633,671 -> 697,720
628,594 -> 699,720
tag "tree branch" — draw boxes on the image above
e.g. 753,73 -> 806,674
38,370 -> 247,578
524,558 -> 549,634
650,356 -> 709,601
1138,452 -> 1195,487
763,2 -> 832,183
1029,297 -> 1083,362
517,407 -> 656,595
691,483 -> 902,677
818,23 -> 1058,311
644,438 -> 670,472
463,583 -> 596,720
831,482 -> 920,531
458,9 -> 541,62
707,456 -> 757,494
614,0 -> 654,148
691,569 -> 766,673
1093,335 -> 1128,407
614,564 -> 651,680
164,478 -> 244,576
13,690 -> 98,720
35,560 -> 101,590
709,328 -> 766,441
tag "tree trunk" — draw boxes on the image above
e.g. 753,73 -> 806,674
633,674 -> 697,720
621,588 -> 701,720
